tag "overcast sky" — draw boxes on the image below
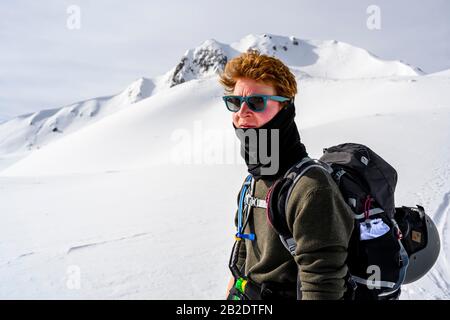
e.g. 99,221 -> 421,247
1,0 -> 449,120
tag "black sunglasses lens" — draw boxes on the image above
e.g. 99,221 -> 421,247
247,96 -> 266,112
225,97 -> 241,112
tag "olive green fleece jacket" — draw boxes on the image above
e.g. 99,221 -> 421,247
233,167 -> 354,300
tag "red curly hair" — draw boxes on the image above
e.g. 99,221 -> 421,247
219,50 -> 297,100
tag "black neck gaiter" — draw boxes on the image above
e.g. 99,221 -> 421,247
233,103 -> 308,181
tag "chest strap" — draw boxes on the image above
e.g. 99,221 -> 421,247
244,194 -> 267,209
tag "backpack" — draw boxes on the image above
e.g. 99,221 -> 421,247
229,142 -> 440,300
226,142 -> 411,300
265,143 -> 409,299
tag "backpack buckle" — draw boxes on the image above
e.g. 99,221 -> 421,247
245,194 -> 267,209
247,196 -> 258,207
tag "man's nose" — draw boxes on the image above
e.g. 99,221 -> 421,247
237,101 -> 251,115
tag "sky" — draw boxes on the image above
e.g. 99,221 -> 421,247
1,0 -> 449,120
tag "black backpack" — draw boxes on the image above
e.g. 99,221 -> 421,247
266,143 -> 409,300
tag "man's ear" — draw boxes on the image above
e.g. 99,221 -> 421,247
280,99 -> 293,109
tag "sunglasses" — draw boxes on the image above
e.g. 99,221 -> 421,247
222,95 -> 292,113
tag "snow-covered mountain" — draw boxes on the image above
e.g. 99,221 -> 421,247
1,33 -> 449,300
0,77 -> 156,168
0,34 -> 425,170
168,33 -> 424,85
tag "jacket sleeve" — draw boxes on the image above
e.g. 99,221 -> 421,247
286,185 -> 354,300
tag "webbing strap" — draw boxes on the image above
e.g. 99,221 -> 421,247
353,207 -> 384,220
280,236 -> 297,256
351,276 -> 396,289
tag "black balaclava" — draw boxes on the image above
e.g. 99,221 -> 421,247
233,102 -> 308,181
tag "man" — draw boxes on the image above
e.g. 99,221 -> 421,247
219,50 -> 354,300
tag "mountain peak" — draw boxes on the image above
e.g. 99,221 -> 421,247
170,39 -> 228,87
167,34 -> 301,87
231,33 -> 300,53
121,77 -> 154,103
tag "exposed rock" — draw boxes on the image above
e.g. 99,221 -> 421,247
170,42 -> 228,87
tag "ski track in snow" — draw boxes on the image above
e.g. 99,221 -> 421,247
1,232 -> 153,267
66,232 -> 150,254
430,163 -> 450,270
433,191 -> 450,227
429,189 -> 450,298
1,252 -> 36,268
410,160 -> 450,299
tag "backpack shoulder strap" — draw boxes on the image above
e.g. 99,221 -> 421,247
283,159 -> 333,213
267,158 -> 333,256
235,174 -> 255,241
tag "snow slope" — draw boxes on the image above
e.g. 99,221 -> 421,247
1,34 -> 449,299
427,68 -> 450,77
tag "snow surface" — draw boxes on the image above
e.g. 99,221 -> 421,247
0,33 -> 449,299
427,68 -> 450,77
